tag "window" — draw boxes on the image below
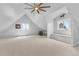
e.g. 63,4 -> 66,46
15,24 -> 21,29
22,24 -> 30,30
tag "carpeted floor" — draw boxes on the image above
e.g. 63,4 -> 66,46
0,36 -> 78,56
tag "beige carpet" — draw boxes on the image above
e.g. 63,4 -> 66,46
0,36 -> 79,56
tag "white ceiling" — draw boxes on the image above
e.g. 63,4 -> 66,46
0,3 -> 79,32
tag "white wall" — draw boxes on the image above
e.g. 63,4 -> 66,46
47,6 -> 73,44
0,14 -> 42,38
46,3 -> 79,45
0,3 -> 25,32
0,3 -> 79,45
47,22 -> 54,38
46,4 -> 79,45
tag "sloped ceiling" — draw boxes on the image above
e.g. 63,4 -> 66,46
0,3 -> 79,32
0,3 -> 25,32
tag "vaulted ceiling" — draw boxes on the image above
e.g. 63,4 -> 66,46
0,3 -> 79,32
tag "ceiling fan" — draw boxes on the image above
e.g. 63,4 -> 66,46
24,3 -> 51,14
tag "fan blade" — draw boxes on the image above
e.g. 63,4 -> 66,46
37,10 -> 40,14
38,3 -> 43,6
40,6 -> 51,8
24,3 -> 33,7
34,3 -> 37,6
39,8 -> 46,12
31,9 -> 35,13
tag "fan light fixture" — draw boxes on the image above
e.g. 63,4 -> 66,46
24,3 -> 51,14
